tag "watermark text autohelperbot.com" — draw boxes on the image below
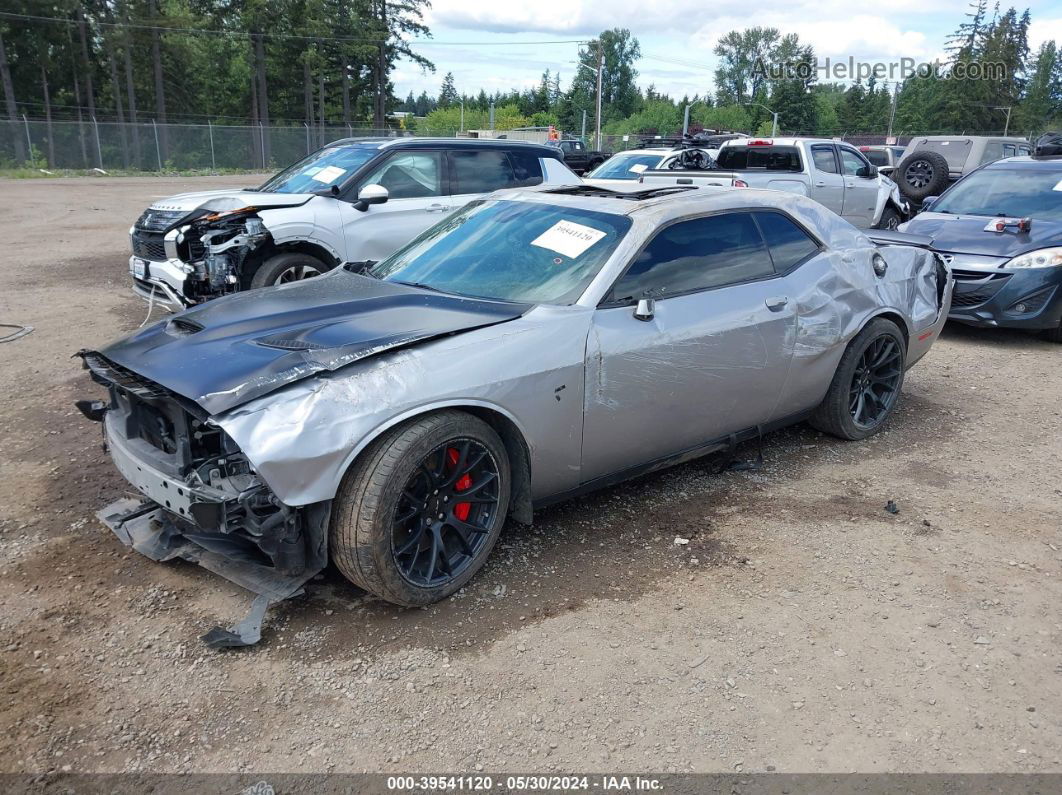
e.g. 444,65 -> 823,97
753,57 -> 1007,82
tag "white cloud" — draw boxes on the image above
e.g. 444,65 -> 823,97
1029,18 -> 1062,51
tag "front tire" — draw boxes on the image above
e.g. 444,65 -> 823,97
1042,322 -> 1062,343
330,411 -> 511,606
810,318 -> 907,440
875,206 -> 902,230
249,251 -> 330,289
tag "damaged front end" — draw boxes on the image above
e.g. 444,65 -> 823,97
130,193 -> 312,308
77,350 -> 329,647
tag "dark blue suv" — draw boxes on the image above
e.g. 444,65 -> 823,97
900,151 -> 1062,342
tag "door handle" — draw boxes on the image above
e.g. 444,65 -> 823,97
765,296 -> 788,311
426,203 -> 450,213
814,181 -> 826,187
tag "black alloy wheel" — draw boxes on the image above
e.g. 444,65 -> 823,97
849,335 -> 904,430
391,439 -> 501,587
904,158 -> 935,189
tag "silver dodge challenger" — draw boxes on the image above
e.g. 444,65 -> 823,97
78,184 -> 952,645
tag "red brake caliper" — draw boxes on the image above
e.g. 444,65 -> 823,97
446,448 -> 472,521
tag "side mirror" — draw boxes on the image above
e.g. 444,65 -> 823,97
634,298 -> 655,322
921,195 -> 939,211
857,165 -> 878,178
353,184 -> 389,212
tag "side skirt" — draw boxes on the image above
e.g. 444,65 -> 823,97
532,410 -> 812,510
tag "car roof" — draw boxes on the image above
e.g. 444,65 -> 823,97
718,137 -> 854,148
981,155 -> 1062,171
907,135 -> 1029,143
324,137 -> 558,154
605,149 -> 676,157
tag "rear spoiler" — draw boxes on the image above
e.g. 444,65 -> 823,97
866,229 -> 934,249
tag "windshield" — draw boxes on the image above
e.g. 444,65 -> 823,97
258,145 -> 380,193
370,199 -> 631,304
587,153 -> 665,180
930,168 -> 1062,221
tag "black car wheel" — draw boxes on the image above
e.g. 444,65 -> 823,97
249,252 -> 330,289
810,318 -> 907,441
331,411 -> 510,606
875,206 -> 902,230
1042,322 -> 1062,344
895,150 -> 950,202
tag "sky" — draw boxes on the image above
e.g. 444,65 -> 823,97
392,0 -> 1062,103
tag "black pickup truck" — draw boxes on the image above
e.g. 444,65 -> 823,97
547,139 -> 609,174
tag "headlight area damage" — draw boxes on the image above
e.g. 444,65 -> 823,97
77,351 -> 330,648
138,194 -> 312,305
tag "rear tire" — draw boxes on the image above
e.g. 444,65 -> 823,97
249,251 -> 330,289
895,150 -> 950,202
810,318 -> 907,441
330,411 -> 511,606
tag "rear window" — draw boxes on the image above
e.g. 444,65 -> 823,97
715,146 -> 802,171
754,212 -> 819,271
908,139 -> 973,170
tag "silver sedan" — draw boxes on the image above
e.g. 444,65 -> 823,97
80,184 -> 952,642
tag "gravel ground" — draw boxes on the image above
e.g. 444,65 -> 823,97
0,175 -> 1059,775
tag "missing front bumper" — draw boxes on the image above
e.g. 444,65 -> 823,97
98,497 -> 328,648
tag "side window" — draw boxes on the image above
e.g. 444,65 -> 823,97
839,148 -> 870,176
754,212 -> 820,272
811,146 -> 839,173
1002,144 -> 1017,158
358,151 -> 442,199
572,141 -> 585,152
980,142 -> 1004,165
609,213 -> 773,301
451,149 -> 517,194
1018,145 -> 1032,155
507,150 -> 544,187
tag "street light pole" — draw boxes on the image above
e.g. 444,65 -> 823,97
744,102 -> 779,137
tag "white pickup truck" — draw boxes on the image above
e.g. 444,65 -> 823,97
639,137 -> 910,230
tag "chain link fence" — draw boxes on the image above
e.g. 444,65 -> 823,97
0,118 -> 464,172
0,117 -> 1038,173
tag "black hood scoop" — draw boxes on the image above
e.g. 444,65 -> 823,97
92,270 -> 529,415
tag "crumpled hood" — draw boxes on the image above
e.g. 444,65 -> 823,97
94,270 -> 529,415
903,212 -> 1062,258
148,189 -> 315,214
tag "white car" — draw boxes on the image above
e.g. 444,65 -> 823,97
582,148 -> 697,189
127,138 -> 578,308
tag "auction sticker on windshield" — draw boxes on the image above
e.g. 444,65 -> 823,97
531,220 -> 607,258
312,165 -> 347,184
630,163 -> 649,173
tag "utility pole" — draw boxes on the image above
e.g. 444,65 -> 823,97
682,104 -> 691,137
489,101 -> 495,131
886,82 -> 898,141
993,106 -> 1012,136
581,109 -> 587,141
459,99 -> 464,133
594,41 -> 604,150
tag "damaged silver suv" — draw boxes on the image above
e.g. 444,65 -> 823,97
128,137 -> 577,308
82,184 -> 952,646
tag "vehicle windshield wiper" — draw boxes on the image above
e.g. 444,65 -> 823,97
344,260 -> 378,277
396,280 -> 450,295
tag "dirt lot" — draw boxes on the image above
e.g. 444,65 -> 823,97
0,175 -> 1060,775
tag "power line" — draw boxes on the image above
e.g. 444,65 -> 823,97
0,11 -> 586,47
